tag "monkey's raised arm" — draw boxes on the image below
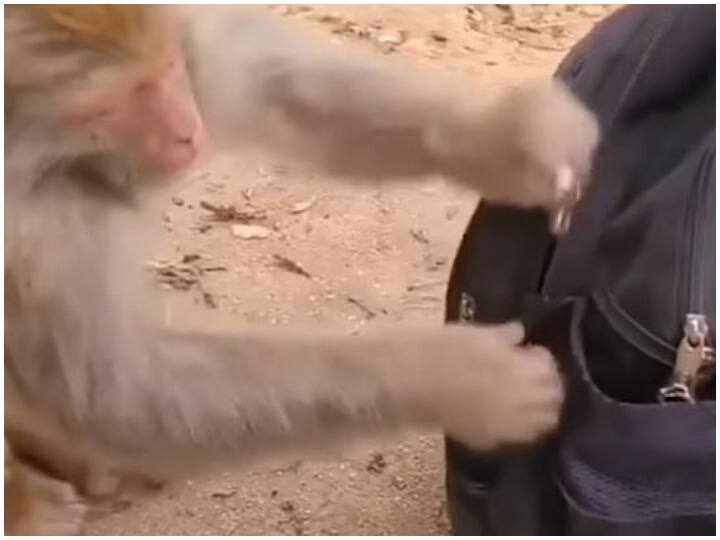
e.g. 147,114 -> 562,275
182,6 -> 599,208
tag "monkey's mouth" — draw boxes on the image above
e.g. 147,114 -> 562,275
164,142 -> 198,170
147,138 -> 202,174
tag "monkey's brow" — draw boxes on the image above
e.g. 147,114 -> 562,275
13,32 -> 113,90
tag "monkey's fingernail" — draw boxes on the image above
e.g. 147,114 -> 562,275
555,164 -> 575,199
493,321 -> 525,344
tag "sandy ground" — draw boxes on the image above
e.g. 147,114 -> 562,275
87,5 -> 615,536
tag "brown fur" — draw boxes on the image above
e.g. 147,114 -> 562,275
27,4 -> 168,58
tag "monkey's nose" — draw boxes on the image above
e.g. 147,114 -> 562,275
147,132 -> 201,172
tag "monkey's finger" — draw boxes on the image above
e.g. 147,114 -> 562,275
486,321 -> 525,345
554,164 -> 575,199
510,344 -> 558,370
501,412 -> 561,444
509,346 -> 565,393
516,380 -> 565,411
463,406 -> 561,449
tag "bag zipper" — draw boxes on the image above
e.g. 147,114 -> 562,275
593,152 -> 714,403
659,153 -> 715,403
658,314 -> 715,403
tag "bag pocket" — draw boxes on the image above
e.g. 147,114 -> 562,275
555,299 -> 715,534
582,291 -> 674,403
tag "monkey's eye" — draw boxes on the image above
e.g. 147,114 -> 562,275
135,52 -> 180,96
65,104 -> 118,126
94,107 -> 117,119
136,81 -> 156,95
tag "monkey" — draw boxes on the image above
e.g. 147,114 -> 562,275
4,5 -> 599,534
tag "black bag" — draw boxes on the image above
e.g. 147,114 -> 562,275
444,5 -> 716,535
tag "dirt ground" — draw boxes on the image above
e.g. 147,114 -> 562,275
87,5 -> 615,536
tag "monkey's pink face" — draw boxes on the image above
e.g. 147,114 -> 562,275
65,50 -> 206,175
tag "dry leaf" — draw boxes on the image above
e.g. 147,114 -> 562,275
289,197 -> 317,214
272,255 -> 312,279
410,227 -> 430,244
200,200 -> 266,223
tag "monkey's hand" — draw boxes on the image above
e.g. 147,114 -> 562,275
402,322 -> 563,450
5,464 -> 88,536
430,79 -> 599,209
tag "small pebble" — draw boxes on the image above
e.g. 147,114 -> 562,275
232,224 -> 272,240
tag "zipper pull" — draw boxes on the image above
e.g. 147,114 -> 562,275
550,205 -> 574,235
658,314 -> 714,404
459,292 -> 477,324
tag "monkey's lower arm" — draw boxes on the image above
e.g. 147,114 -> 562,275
184,7 -> 599,208
90,329 -> 428,469
6,306 -> 431,475
7,303 -> 560,478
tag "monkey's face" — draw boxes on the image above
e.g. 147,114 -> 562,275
62,47 -> 206,176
